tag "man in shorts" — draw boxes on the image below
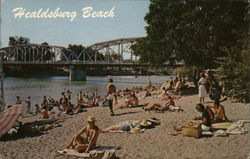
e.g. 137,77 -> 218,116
106,79 -> 116,116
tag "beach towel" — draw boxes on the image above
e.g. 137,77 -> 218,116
36,123 -> 62,131
211,120 -> 249,136
212,120 -> 250,130
57,146 -> 119,159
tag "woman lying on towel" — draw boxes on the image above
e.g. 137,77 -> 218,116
206,100 -> 231,123
101,118 -> 160,132
101,120 -> 140,132
143,96 -> 183,112
65,116 -> 100,153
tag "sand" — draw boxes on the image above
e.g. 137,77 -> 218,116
0,94 -> 249,159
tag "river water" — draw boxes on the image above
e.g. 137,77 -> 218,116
3,75 -> 174,107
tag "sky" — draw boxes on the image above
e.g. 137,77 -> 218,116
0,0 -> 150,47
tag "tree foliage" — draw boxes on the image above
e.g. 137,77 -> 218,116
132,0 -> 249,102
68,44 -> 85,57
8,36 -> 30,46
216,34 -> 249,102
132,0 -> 248,68
67,44 -> 105,61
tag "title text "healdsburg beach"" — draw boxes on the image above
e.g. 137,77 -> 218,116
12,7 -> 116,21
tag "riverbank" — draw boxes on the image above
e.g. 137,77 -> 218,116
3,66 -> 172,78
0,94 -> 249,159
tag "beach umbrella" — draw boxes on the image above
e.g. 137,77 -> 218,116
0,104 -> 23,137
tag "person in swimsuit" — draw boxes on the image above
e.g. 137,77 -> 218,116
106,79 -> 116,116
65,116 -> 100,153
43,96 -> 49,106
25,96 -> 31,114
16,96 -> 22,104
40,105 -> 49,119
66,90 -> 72,101
143,96 -> 182,112
195,103 -> 211,131
206,101 -> 231,122
120,92 -> 139,108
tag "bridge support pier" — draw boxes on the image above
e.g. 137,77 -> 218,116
69,67 -> 86,81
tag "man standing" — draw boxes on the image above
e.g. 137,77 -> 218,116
106,78 -> 116,116
16,96 -> 22,104
25,96 -> 31,114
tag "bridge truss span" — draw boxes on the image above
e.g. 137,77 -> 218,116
0,44 -> 75,64
79,37 -> 142,63
0,37 -> 143,65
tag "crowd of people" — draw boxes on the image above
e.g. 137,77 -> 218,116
7,70 -> 233,153
63,72 -> 231,152
14,89 -> 100,119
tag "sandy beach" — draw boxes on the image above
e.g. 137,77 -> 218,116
0,94 -> 249,159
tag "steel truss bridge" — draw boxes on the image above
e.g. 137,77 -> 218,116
0,37 -> 144,66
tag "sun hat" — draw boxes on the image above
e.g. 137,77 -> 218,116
139,120 -> 152,127
87,116 -> 96,123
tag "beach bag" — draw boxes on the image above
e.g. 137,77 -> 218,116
182,122 -> 202,138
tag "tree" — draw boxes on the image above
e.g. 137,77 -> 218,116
131,0 -> 248,69
67,44 -> 105,62
131,0 -> 249,102
216,34 -> 249,102
9,36 -> 30,46
68,44 -> 85,57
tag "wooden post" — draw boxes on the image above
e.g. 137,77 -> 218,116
0,54 -> 5,111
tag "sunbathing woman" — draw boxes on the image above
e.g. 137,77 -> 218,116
119,92 -> 148,109
144,96 -> 183,112
76,92 -> 93,108
102,120 -> 140,132
40,105 -> 49,119
206,101 -> 231,122
101,118 -> 160,132
120,92 -> 138,108
66,116 -> 100,153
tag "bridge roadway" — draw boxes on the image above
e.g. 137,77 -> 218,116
1,61 -> 183,68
